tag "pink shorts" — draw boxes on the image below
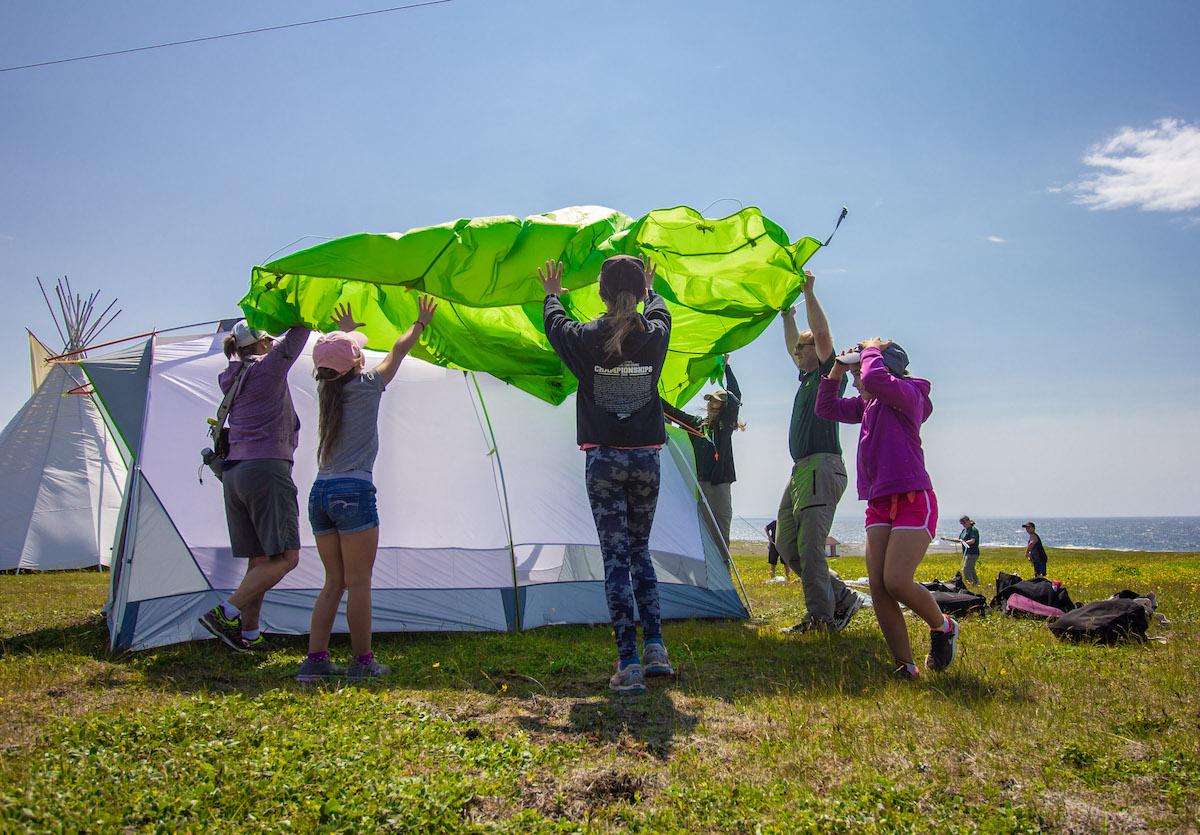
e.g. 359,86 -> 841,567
865,489 -> 938,540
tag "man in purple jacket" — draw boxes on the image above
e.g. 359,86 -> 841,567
198,321 -> 310,652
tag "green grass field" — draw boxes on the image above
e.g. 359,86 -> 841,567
1,546 -> 1197,833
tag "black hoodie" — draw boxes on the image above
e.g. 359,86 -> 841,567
543,291 -> 671,447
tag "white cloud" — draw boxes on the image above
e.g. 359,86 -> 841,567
985,235 -> 1007,244
1071,118 -> 1200,211
1169,215 -> 1200,229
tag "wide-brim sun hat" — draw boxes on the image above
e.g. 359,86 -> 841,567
313,331 -> 368,374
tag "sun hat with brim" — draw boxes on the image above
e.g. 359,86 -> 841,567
598,255 -> 645,298
703,390 -> 729,402
313,331 -> 368,374
232,320 -> 272,348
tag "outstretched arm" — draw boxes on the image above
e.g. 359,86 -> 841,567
802,270 -> 835,364
374,295 -> 437,385
814,361 -> 864,423
640,255 -> 671,339
260,324 -> 313,376
858,342 -> 924,416
723,359 -> 742,402
541,259 -> 586,354
782,307 -> 801,370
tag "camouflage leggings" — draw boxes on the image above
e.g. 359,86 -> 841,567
584,447 -> 663,664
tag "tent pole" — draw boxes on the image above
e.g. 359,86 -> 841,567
468,373 -> 522,633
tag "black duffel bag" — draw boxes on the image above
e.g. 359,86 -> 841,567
993,576 -> 1076,612
929,590 -> 988,617
1049,598 -> 1150,644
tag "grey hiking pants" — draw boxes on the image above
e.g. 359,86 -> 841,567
775,453 -> 856,623
961,552 -> 980,585
700,480 -> 733,547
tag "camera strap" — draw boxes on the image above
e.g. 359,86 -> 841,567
211,363 -> 250,442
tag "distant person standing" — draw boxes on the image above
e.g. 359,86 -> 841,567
764,519 -> 791,583
776,270 -> 865,633
661,358 -> 744,546
1023,522 -> 1048,577
940,515 -> 981,585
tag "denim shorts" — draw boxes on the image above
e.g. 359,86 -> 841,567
308,477 -> 378,535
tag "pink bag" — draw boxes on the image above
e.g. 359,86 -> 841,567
1003,592 -> 1065,620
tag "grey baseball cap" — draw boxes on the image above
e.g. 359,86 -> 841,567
232,320 -> 272,348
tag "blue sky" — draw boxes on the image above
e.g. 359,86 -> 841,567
2,1 -> 1198,518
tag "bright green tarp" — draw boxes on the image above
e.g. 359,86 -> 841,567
241,205 -> 820,407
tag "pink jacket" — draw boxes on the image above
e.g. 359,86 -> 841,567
815,347 -> 933,501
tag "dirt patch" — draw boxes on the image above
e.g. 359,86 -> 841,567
1036,790 -> 1150,834
509,767 -> 657,821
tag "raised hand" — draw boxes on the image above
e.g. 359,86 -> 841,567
641,254 -> 657,293
333,302 -> 364,332
803,269 -> 815,292
860,336 -> 893,351
538,260 -> 565,296
416,294 -> 438,326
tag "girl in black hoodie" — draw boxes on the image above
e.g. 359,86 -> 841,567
541,254 -> 673,694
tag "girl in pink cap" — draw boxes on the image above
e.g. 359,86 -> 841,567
296,296 -> 437,682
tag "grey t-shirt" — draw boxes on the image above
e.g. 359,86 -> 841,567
317,371 -> 387,480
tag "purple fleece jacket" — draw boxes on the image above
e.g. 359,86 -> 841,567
815,346 -> 933,501
218,326 -> 310,462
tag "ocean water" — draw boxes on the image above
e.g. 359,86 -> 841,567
730,516 -> 1200,552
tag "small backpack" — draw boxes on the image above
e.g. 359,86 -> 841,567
1049,599 -> 1151,644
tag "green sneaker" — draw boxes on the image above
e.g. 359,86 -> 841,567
240,634 -> 270,652
198,606 -> 246,652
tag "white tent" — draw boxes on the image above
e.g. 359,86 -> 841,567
81,332 -> 748,651
0,333 -> 126,571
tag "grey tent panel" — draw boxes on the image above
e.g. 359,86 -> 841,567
79,341 -> 152,455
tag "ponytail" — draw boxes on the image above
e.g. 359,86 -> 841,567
315,367 -> 354,469
602,290 -> 645,358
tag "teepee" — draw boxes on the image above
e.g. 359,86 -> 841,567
0,279 -> 127,571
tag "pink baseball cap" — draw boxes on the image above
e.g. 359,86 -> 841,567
313,331 -> 368,374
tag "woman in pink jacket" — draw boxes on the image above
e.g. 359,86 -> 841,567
816,339 -> 958,678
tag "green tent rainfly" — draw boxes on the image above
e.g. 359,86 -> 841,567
240,205 -> 822,407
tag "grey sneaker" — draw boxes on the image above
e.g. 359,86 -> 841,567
642,643 -> 674,677
782,615 -> 833,635
833,592 -> 866,632
198,606 -> 246,652
295,657 -> 347,683
346,658 -> 391,680
608,662 -> 646,694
